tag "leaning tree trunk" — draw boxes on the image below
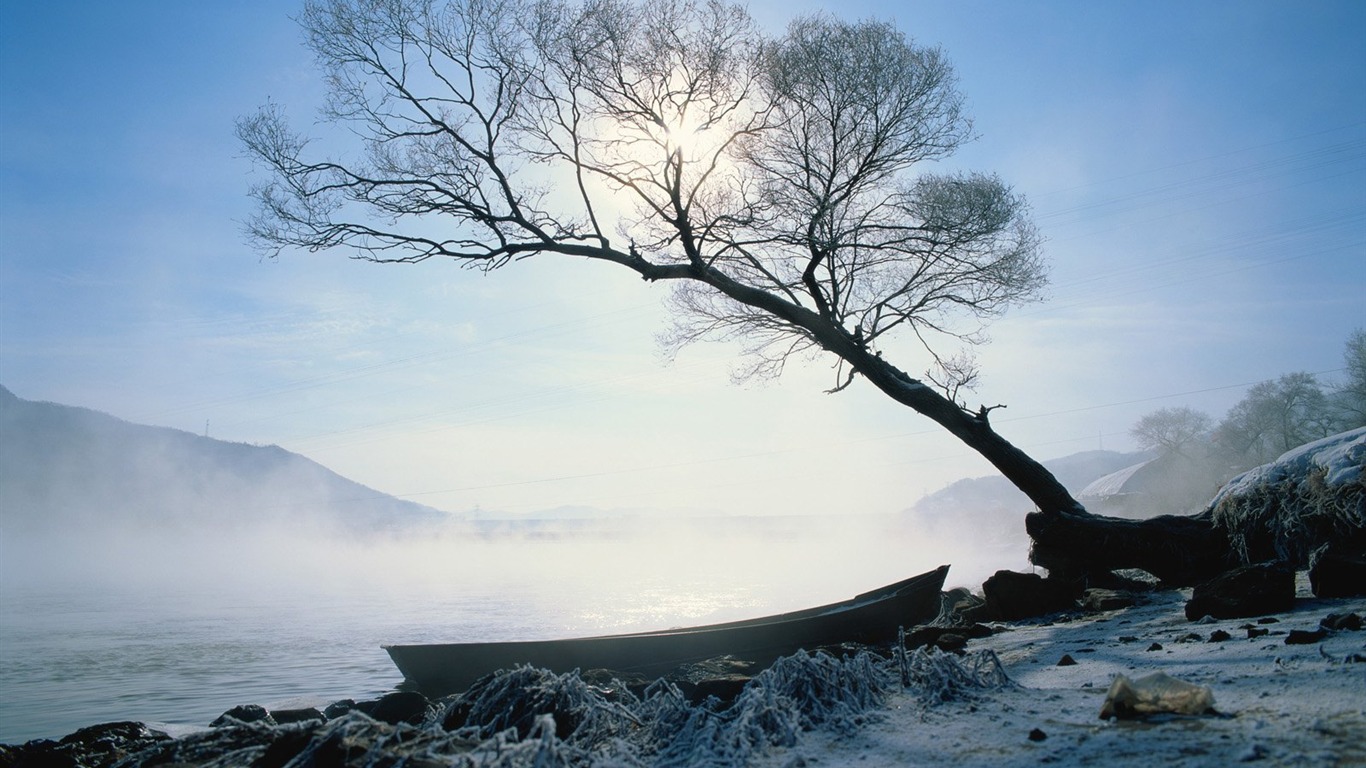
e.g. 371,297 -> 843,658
693,267 -> 1236,586
853,348 -> 1233,585
842,336 -> 1236,585
1025,508 -> 1234,586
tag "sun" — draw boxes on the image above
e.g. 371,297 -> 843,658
660,109 -> 709,162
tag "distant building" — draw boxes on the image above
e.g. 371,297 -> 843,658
1079,452 -> 1226,518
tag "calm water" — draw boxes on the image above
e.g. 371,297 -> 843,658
0,575 -> 758,743
0,522 -> 955,743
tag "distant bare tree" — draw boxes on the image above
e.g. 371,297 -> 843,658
239,0 -> 1076,513
1215,373 -> 1337,468
1334,329 -> 1366,427
1130,406 -> 1214,457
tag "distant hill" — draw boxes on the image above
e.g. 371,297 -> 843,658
900,449 -> 1150,543
0,385 -> 448,535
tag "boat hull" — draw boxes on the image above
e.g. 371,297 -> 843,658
385,564 -> 949,697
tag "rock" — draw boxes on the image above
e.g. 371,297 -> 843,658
938,587 -> 991,624
1175,632 -> 1203,643
1209,629 -> 1231,642
0,722 -> 171,768
669,656 -> 758,703
1082,588 -> 1137,612
1147,643 -> 1164,652
357,691 -> 431,726
904,623 -> 995,652
323,699 -> 357,719
270,707 -> 326,725
1309,543 -> 1366,598
1184,562 -> 1294,621
1285,628 -> 1328,645
1320,612 -> 1363,631
1099,672 -> 1215,720
1247,626 -> 1270,639
681,675 -> 752,703
255,728 -> 321,768
934,633 -> 968,653
981,570 -> 1077,621
1028,727 -> 1048,741
211,704 -> 275,727
1057,654 -> 1077,666
580,668 -> 653,700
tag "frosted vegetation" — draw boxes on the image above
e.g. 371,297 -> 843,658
121,647 -> 1011,767
1210,426 -> 1365,565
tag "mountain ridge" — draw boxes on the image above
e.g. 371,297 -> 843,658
0,384 -> 448,534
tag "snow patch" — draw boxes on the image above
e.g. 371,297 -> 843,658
1077,459 -> 1155,500
1209,427 -> 1366,564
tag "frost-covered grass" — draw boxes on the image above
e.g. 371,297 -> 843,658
101,646 -> 1011,767
1209,427 -> 1366,564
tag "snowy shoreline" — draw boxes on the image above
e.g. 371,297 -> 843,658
758,575 -> 1366,767
5,575 -> 1362,767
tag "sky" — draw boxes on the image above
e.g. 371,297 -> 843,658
2,0 -> 1363,520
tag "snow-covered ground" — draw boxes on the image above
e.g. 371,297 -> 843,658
757,576 -> 1366,767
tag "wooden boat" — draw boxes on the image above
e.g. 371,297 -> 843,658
385,564 -> 949,696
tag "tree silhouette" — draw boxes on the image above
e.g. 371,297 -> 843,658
238,0 -> 1079,515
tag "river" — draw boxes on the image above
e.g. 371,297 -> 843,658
0,516 -> 989,743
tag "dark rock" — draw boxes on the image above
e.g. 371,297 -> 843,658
1118,635 -> 1139,644
904,625 -> 951,649
1028,727 -> 1048,742
1056,654 -> 1077,666
255,727 -> 320,768
1309,543 -> 1366,598
1147,643 -> 1163,652
904,624 -> 993,652
938,587 -> 991,625
1,722 -> 171,768
934,633 -> 968,653
1285,628 -> 1329,645
270,707 -> 325,725
323,699 -> 357,719
359,691 -> 431,726
982,571 -> 1078,621
1184,562 -> 1294,621
1082,589 -> 1138,612
681,675 -> 752,703
211,704 -> 275,727
669,656 -> 758,703
1256,617 -> 1280,624
580,668 -> 653,700
1209,629 -> 1232,642
1090,569 -> 1161,592
1247,626 -> 1270,639
1321,612 -> 1363,631
964,623 -> 996,639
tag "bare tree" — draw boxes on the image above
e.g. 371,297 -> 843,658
1334,329 -> 1366,427
239,0 -> 1079,517
1130,406 -> 1214,457
1215,373 -> 1337,469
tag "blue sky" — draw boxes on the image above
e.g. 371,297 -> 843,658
2,0 -> 1363,519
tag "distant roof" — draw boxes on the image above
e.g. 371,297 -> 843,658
1078,459 -> 1155,500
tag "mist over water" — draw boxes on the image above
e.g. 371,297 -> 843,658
0,512 -> 1027,743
